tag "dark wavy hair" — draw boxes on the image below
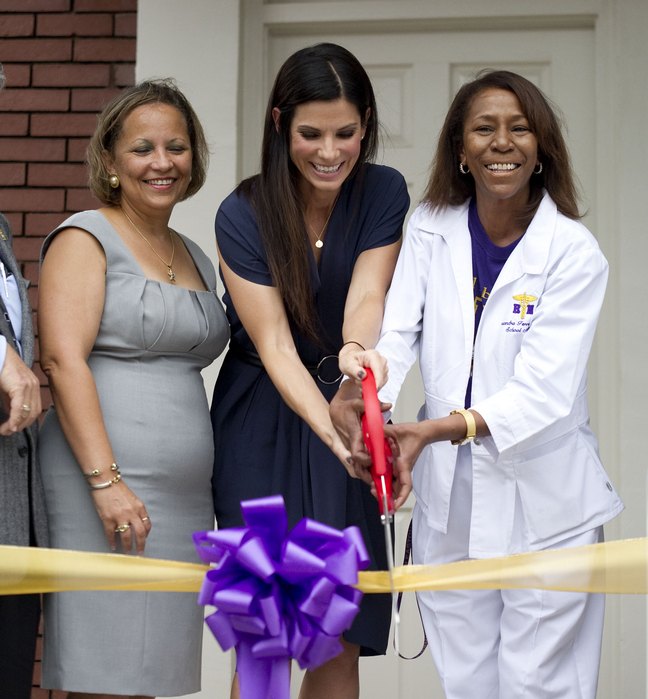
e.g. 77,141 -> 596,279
423,70 -> 580,221
239,43 -> 379,341
87,78 -> 209,205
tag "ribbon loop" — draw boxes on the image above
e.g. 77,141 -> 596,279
194,496 -> 369,699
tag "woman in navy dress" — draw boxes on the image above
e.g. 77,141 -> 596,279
211,43 -> 410,698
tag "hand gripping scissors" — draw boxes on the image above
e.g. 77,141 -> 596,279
361,367 -> 400,652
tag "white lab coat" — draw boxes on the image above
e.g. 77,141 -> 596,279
378,191 -> 624,558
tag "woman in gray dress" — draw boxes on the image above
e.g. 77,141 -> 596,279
38,80 -> 229,698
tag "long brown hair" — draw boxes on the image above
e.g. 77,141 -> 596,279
424,70 -> 581,222
238,43 -> 379,341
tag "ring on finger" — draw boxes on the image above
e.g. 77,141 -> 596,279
115,523 -> 130,533
141,516 -> 150,522
21,403 -> 31,415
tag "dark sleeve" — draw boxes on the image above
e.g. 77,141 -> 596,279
0,214 -> 12,243
355,165 -> 409,253
215,190 -> 274,287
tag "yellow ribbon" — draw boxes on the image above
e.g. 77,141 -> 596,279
1,538 -> 647,595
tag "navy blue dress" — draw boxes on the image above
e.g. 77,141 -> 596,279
211,164 -> 409,655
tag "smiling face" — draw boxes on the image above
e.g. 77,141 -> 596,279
460,87 -> 539,213
283,98 -> 366,201
104,102 -> 192,219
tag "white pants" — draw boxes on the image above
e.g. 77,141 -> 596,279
412,449 -> 605,699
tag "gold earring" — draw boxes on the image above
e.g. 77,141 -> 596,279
109,174 -> 120,189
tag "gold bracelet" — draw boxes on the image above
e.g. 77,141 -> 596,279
83,462 -> 119,480
88,472 -> 122,490
450,408 -> 476,446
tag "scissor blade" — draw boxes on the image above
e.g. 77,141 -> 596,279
380,475 -> 400,655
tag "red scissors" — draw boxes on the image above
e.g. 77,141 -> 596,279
361,367 -> 400,651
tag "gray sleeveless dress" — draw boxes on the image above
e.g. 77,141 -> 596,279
39,210 -> 229,696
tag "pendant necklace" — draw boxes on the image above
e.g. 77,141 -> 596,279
308,195 -> 338,249
122,209 -> 177,283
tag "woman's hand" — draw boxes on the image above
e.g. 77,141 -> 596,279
387,434 -> 413,510
0,345 -> 42,436
330,380 -> 366,451
329,431 -> 374,485
338,345 -> 389,389
383,421 -> 431,476
90,480 -> 152,554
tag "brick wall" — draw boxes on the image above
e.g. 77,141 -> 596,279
0,2 -> 137,697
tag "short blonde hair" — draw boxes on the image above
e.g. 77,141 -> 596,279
86,79 -> 209,205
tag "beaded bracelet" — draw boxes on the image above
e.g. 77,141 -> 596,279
89,472 -> 122,490
84,462 -> 121,490
83,462 -> 119,479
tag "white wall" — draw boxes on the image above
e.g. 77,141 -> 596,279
137,0 -> 240,394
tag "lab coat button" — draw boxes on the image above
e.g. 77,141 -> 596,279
605,482 -> 613,491
474,439 -> 481,446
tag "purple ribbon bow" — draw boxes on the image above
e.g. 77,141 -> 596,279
193,495 -> 370,699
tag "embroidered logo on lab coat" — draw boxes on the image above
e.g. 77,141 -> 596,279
512,293 -> 537,319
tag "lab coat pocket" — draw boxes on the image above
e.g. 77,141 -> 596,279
514,427 -> 620,545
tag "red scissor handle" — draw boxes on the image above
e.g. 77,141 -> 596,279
361,368 -> 394,518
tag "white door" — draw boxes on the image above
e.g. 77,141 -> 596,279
257,25 -> 599,699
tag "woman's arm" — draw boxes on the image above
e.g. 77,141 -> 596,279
384,409 -> 490,475
337,241 -> 401,388
39,228 -> 151,553
219,250 -> 370,483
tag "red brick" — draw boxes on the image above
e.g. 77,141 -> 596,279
74,37 -> 135,62
0,89 -> 70,112
0,163 -> 26,186
39,385 -> 53,412
75,0 -> 136,10
66,187 -> 100,211
114,12 -> 136,37
0,39 -> 72,62
13,234 -> 52,260
28,162 -> 87,187
67,137 -> 91,162
0,0 -> 69,9
2,212 -> 23,234
26,213 -> 67,236
23,261 -> 40,284
71,87 -> 121,111
28,687 -> 49,699
27,285 -> 38,312
37,13 -> 113,37
113,62 -> 135,87
0,64 -> 31,87
31,656 -> 42,684
0,15 -> 35,37
0,188 -> 65,213
31,112 -> 98,137
0,113 -> 29,136
32,63 -> 110,88
0,138 -> 66,162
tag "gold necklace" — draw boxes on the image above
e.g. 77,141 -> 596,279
122,209 -> 176,283
307,195 -> 338,249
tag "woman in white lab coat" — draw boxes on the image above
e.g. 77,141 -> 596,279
331,70 -> 624,698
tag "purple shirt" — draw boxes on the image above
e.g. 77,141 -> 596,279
465,198 -> 521,405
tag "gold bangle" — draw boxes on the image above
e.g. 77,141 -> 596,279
88,472 -> 122,490
450,408 -> 476,446
83,462 -> 119,480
